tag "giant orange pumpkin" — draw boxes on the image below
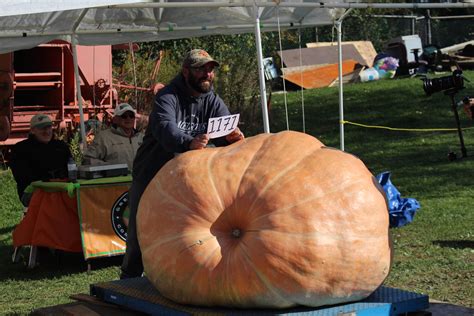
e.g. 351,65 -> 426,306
137,131 -> 391,309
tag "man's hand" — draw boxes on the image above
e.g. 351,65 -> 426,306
226,127 -> 245,144
189,134 -> 209,150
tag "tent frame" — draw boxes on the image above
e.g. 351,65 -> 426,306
70,0 -> 474,149
2,1 -> 473,150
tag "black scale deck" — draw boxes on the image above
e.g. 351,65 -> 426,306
91,277 -> 429,315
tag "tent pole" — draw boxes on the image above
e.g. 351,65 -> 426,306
336,8 -> 353,151
71,36 -> 87,148
254,15 -> 270,133
336,20 -> 344,151
426,10 -> 432,45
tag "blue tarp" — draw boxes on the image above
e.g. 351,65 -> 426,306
377,171 -> 420,228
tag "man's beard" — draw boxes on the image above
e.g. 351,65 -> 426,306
188,73 -> 212,94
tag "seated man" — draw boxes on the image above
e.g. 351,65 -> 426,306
10,114 -> 72,206
83,103 -> 143,171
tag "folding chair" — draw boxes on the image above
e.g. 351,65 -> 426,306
11,206 -> 38,269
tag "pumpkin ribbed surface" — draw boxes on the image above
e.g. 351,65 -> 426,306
137,131 -> 391,308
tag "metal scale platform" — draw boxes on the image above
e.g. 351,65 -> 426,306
91,277 -> 429,315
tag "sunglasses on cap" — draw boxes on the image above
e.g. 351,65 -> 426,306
120,112 -> 136,119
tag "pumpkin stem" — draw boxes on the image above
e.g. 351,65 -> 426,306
231,228 -> 242,238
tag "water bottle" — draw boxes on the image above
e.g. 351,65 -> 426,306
67,158 -> 78,182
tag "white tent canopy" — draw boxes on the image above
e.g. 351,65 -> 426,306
1,0 -> 471,53
0,0 -> 351,144
0,0 -> 348,53
1,0 -> 472,148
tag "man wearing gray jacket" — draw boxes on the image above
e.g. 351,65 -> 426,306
83,103 -> 143,171
121,49 -> 244,279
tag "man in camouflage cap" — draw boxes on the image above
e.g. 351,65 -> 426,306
181,49 -> 220,95
10,114 -> 71,205
182,48 -> 220,68
121,49 -> 244,279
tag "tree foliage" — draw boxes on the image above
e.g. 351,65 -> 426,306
112,7 -> 472,134
113,34 -> 267,133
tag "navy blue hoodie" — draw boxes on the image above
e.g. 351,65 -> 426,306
132,73 -> 231,187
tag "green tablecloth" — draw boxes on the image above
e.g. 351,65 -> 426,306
24,175 -> 133,197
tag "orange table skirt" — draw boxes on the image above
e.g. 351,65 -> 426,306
12,189 -> 82,252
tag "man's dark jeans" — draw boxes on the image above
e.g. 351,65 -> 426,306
120,179 -> 148,279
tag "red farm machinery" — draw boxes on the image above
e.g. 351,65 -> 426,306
0,40 -> 116,151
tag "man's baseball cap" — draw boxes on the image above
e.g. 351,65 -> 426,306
182,49 -> 220,68
114,103 -> 137,117
30,114 -> 52,129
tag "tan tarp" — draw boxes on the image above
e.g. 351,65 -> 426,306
306,41 -> 377,67
278,45 -> 365,68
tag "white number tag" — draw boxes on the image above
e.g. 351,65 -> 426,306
207,114 -> 240,139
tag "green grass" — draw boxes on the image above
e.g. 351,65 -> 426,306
1,72 -> 473,313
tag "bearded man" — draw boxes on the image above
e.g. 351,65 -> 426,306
121,49 -> 244,279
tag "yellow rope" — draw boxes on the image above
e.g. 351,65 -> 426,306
342,120 -> 474,132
